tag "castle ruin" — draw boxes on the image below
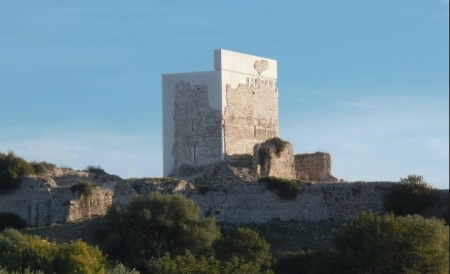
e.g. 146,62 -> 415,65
163,49 -> 336,182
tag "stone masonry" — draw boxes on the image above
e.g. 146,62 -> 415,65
253,138 -> 295,179
295,152 -> 337,182
163,49 -> 278,176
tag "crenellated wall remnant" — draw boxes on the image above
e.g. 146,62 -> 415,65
295,152 -> 337,182
253,137 -> 295,179
0,178 -> 113,226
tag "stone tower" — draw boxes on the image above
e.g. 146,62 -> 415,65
162,49 -> 279,176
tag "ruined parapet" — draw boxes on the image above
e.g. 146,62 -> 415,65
65,188 -> 114,223
253,138 -> 296,179
294,152 -> 337,182
49,167 -> 122,188
169,161 -> 256,185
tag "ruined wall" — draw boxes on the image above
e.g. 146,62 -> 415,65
171,81 -> 222,175
223,81 -> 279,156
0,178 -> 113,226
1,177 -> 447,226
295,152 -> 337,182
66,188 -> 113,223
253,138 -> 295,179
189,181 -> 390,224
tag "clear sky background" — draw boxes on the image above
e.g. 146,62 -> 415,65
0,0 -> 448,188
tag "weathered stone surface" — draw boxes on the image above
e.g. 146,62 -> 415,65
190,181 -> 389,224
223,82 -> 278,157
1,176 -> 448,226
170,81 -> 222,175
253,138 -> 295,179
295,152 -> 337,182
0,178 -> 113,226
162,49 -> 279,177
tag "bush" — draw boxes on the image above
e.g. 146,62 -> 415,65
272,250 -> 334,274
0,229 -> 107,273
0,152 -> 34,193
384,174 -> 438,215
70,181 -> 97,197
86,165 -> 106,176
0,213 -> 27,230
147,251 -> 220,274
333,212 -> 449,274
98,193 -> 221,271
259,177 -> 300,200
214,227 -> 272,271
30,162 -> 55,176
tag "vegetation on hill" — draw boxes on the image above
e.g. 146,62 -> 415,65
0,213 -> 27,231
0,152 -> 34,193
0,152 -> 57,193
0,229 -> 106,273
70,180 -> 97,197
333,213 -> 448,273
97,193 -> 221,271
259,176 -> 301,200
0,153 -> 448,274
384,174 -> 438,215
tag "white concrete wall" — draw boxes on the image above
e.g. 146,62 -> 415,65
162,49 -> 279,176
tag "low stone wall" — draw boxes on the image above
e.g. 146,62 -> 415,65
294,152 -> 337,182
0,178 -> 113,226
1,177 -> 447,227
188,181 -> 389,224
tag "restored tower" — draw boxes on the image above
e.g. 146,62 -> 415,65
162,49 -> 279,176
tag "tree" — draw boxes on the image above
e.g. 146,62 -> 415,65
0,152 -> 34,193
147,251 -> 220,274
147,250 -> 273,274
272,250 -> 334,274
333,212 -> 449,274
0,213 -> 27,231
99,193 -> 221,271
0,229 -> 107,273
384,174 -> 438,215
213,227 -> 272,273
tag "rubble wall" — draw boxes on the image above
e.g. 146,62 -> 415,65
295,152 -> 336,182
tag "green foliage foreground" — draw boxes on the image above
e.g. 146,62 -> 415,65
259,176 -> 301,200
333,213 -> 449,274
384,174 -> 438,215
98,192 -> 221,271
0,152 -> 34,193
0,229 -> 106,274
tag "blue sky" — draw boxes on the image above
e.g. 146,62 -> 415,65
0,0 -> 448,188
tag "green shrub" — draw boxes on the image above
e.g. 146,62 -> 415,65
30,162 -> 55,176
0,213 -> 27,230
333,212 -> 449,274
147,251 -> 220,274
70,181 -> 97,197
0,152 -> 34,193
259,177 -> 300,200
98,193 -> 221,271
273,250 -> 334,274
384,174 -> 438,215
106,262 -> 139,274
0,229 -> 107,273
213,227 -> 272,271
257,138 -> 289,171
86,165 -> 106,176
